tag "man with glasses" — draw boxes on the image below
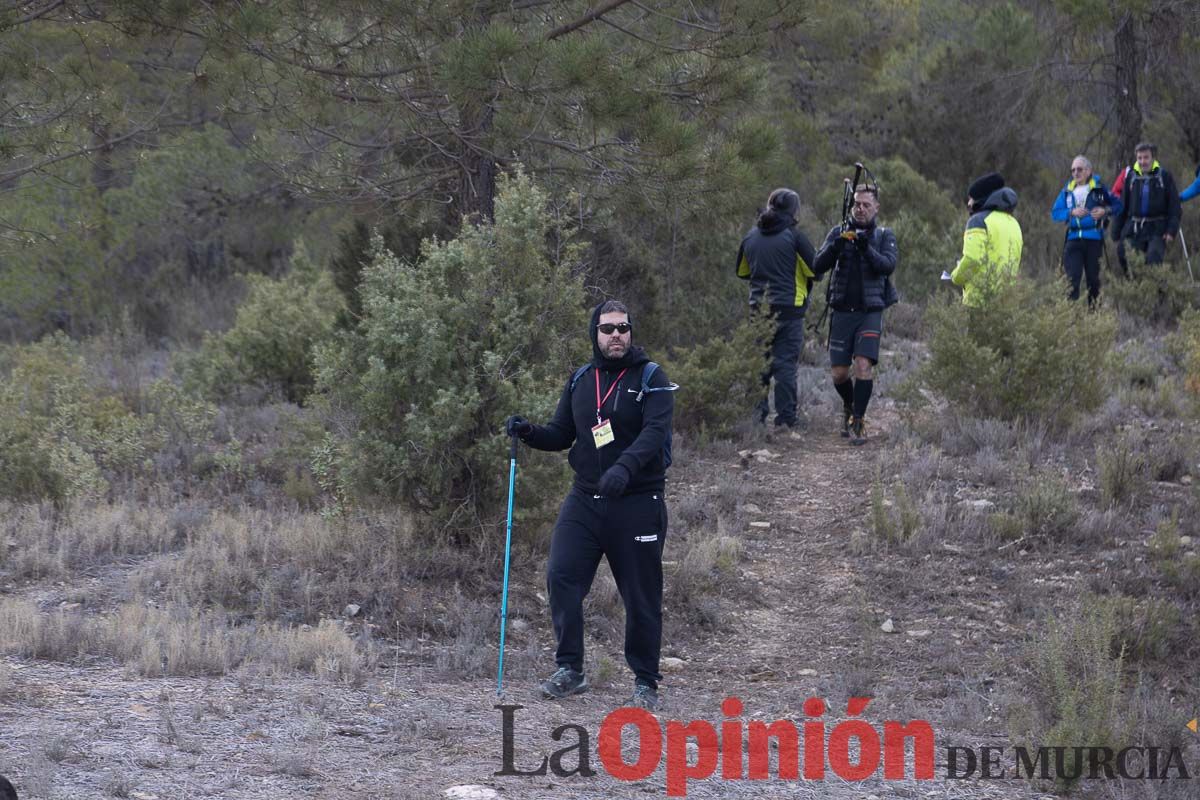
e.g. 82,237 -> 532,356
813,185 -> 898,445
1051,156 -> 1121,305
735,187 -> 818,432
1112,142 -> 1182,267
505,300 -> 675,711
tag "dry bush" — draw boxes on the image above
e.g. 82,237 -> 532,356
432,590 -> 496,679
0,598 -> 375,681
0,502 -> 177,579
885,300 -> 925,341
668,528 -> 743,628
133,507 -> 432,628
1096,435 -> 1147,508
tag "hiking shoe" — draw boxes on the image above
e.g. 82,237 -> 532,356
540,666 -> 587,699
840,405 -> 853,438
849,416 -> 867,446
630,682 -> 659,711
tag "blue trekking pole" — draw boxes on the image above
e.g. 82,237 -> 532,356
497,433 -> 518,696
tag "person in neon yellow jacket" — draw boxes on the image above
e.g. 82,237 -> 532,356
950,172 -> 1023,306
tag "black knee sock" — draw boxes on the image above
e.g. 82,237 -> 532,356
834,378 -> 854,410
853,379 -> 873,418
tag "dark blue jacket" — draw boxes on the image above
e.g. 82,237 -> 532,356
813,223 -> 899,311
735,211 -> 818,318
1050,176 -> 1122,242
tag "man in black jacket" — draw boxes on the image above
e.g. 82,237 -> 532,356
1113,142 -> 1182,266
813,185 -> 898,445
505,300 -> 675,711
735,188 -> 818,432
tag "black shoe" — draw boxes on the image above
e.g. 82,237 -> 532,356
631,682 -> 659,711
841,405 -> 852,438
849,416 -> 867,446
540,666 -> 588,699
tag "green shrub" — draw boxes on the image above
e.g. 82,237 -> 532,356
183,244 -> 341,404
1010,597 -> 1131,792
664,312 -> 773,438
0,335 -> 219,502
1106,595 -> 1182,663
1173,308 -> 1200,400
922,281 -> 1116,429
311,170 -> 582,538
1105,259 -> 1198,327
869,476 -> 921,545
1016,471 -> 1079,541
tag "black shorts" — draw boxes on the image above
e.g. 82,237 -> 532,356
829,309 -> 883,366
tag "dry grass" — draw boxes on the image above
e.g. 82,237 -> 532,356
0,599 -> 375,681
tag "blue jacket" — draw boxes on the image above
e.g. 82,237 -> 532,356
1051,176 -> 1122,241
1182,168 -> 1200,202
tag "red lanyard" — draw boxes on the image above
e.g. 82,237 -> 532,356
595,368 -> 627,423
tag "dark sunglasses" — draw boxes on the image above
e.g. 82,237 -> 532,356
597,322 -> 632,335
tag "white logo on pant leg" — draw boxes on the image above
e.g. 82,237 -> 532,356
635,534 -> 658,543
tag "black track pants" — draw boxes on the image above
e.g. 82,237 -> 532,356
546,486 -> 668,685
1063,238 -> 1102,303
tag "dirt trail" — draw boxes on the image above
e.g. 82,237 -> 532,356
0,401 -> 1053,800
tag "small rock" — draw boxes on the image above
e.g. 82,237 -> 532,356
344,603 -> 362,618
906,629 -> 932,637
1180,475 -> 1193,485
1179,536 -> 1193,546
881,618 -> 895,633
444,787 -> 499,800
751,449 -> 777,459
661,657 -> 686,673
749,521 -> 771,529
742,503 -> 763,514
536,592 -> 547,605
796,668 -> 818,677
510,618 -> 529,633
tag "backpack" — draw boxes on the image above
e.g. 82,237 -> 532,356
569,362 -> 678,467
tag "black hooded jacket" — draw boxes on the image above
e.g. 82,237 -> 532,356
735,210 -> 818,318
813,221 -> 899,311
522,304 -> 674,494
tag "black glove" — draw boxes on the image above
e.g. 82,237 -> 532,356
504,415 -> 533,438
596,464 -> 630,497
855,232 -> 870,251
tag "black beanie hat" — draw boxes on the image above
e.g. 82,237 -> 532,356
967,172 -> 1005,205
767,188 -> 800,217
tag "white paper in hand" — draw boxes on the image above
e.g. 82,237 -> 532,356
940,270 -> 952,281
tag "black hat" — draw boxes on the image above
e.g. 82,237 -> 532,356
767,188 -> 800,217
967,172 -> 1005,205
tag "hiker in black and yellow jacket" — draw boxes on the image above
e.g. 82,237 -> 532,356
735,188 -> 817,431
951,172 -> 1022,307
1112,142 -> 1181,267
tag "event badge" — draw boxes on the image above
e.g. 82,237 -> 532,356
592,419 -> 615,448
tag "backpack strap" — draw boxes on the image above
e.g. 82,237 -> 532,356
636,362 -> 680,402
568,364 -> 592,393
